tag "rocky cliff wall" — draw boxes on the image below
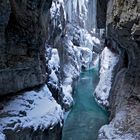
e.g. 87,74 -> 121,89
97,0 -> 140,139
0,0 -> 98,97
0,0 -> 53,95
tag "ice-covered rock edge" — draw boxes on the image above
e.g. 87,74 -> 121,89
94,47 -> 119,106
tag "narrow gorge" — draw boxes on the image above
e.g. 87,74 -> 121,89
0,0 -> 140,140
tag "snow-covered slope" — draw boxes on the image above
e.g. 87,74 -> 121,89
98,109 -> 139,140
0,85 -> 63,139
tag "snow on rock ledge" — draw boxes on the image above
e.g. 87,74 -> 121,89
0,85 -> 63,139
94,47 -> 119,106
98,106 -> 140,140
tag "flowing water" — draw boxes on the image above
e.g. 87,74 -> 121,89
62,68 -> 109,140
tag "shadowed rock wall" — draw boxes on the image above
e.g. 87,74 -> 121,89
96,0 -> 108,28
0,0 -> 52,95
97,0 -> 140,139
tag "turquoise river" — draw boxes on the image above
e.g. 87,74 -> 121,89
62,68 -> 109,140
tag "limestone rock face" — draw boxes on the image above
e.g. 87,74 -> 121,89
0,0 -> 53,95
97,0 -> 140,139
